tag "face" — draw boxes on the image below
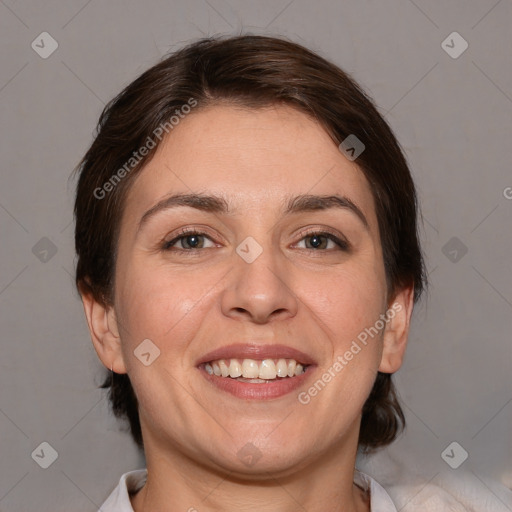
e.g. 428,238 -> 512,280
87,104 -> 411,476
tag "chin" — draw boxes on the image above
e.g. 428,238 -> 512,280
197,433 -> 316,479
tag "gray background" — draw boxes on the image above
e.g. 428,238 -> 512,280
0,0 -> 511,510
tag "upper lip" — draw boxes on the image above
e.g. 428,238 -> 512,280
196,343 -> 317,366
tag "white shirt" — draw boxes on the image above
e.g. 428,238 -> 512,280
98,468 -> 398,511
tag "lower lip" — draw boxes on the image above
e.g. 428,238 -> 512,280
199,366 -> 316,400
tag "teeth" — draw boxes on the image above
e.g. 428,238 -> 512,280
242,359 -> 260,378
259,359 -> 277,379
219,360 -> 229,377
237,377 -> 268,383
228,359 -> 242,378
205,357 -> 307,380
276,358 -> 288,377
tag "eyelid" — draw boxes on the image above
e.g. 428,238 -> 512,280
160,226 -> 350,252
162,226 -> 219,250
293,227 -> 350,250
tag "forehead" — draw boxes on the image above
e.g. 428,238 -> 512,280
124,104 -> 377,225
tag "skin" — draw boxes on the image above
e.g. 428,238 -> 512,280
81,104 -> 414,512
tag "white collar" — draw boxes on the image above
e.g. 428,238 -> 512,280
99,468 -> 397,511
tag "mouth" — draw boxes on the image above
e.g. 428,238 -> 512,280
196,344 -> 317,400
201,357 -> 309,381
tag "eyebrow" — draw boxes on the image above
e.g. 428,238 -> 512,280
137,192 -> 369,232
286,194 -> 368,229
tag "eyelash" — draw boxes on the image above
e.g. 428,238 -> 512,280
294,228 -> 350,252
162,228 -> 350,252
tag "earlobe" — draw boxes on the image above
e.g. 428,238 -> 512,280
378,286 -> 415,374
80,291 -> 127,375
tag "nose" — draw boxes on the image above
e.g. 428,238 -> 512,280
220,240 -> 299,324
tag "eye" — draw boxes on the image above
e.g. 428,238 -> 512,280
163,230 -> 216,251
295,231 -> 349,251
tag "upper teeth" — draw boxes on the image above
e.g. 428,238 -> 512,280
204,358 -> 305,379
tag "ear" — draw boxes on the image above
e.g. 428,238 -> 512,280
80,291 -> 127,374
378,285 -> 415,373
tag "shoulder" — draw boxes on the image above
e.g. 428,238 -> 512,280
357,448 -> 512,511
355,470 -> 399,511
377,473 -> 512,511
98,469 -> 147,512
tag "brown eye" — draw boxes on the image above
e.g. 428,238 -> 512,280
305,234 -> 329,249
297,232 -> 349,251
163,232 -> 214,251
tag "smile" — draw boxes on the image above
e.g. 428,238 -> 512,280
204,357 -> 308,381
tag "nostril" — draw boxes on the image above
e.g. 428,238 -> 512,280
270,308 -> 289,318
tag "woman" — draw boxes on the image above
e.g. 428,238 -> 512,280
74,34 -> 425,511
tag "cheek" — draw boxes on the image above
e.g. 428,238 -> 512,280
114,260 -> 213,364
295,262 -> 387,407
299,261 -> 386,339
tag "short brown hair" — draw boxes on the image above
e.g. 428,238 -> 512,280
74,34 -> 426,454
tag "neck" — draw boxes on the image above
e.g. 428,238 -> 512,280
130,432 -> 369,512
